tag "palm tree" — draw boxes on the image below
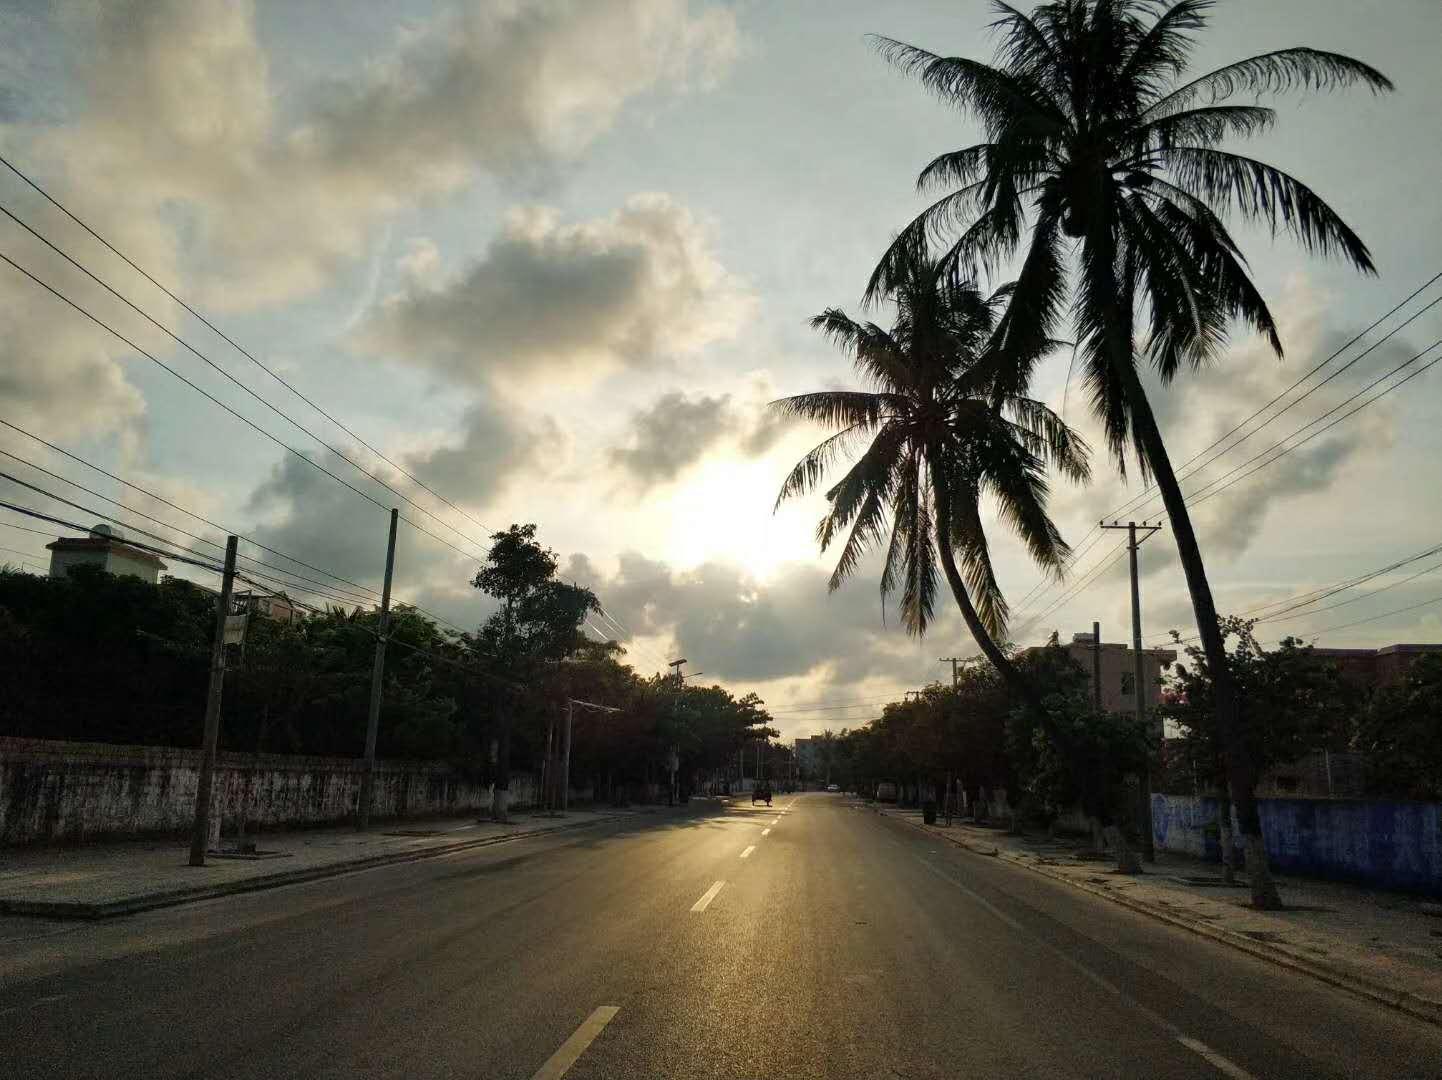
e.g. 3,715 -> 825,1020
869,0 -> 1391,907
773,248 -> 1089,709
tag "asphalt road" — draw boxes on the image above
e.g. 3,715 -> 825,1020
3,793 -> 1440,1079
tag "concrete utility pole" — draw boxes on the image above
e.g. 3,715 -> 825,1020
1101,519 -> 1163,862
937,657 -> 964,688
1091,620 -> 1102,712
358,508 -> 398,831
189,535 -> 239,867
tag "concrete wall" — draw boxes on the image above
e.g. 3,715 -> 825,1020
1152,793 -> 1442,896
0,737 -> 558,846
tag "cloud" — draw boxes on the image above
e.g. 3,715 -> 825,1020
243,394 -> 558,589
568,550 -> 939,687
1047,278 -> 1404,565
355,196 -> 754,387
607,384 -> 784,490
0,0 -> 740,447
15,0 -> 739,312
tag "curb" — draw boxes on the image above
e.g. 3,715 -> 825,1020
878,808 -> 1442,1030
0,814 -> 624,921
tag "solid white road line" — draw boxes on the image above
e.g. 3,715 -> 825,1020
761,828 -> 771,836
1175,1037 -> 1256,1080
691,881 -> 725,912
740,845 -> 756,859
530,1005 -> 621,1080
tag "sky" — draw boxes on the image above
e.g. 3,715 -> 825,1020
0,0 -> 1439,740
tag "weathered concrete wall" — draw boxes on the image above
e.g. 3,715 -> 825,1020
1152,793 -> 1442,896
0,737 -> 557,846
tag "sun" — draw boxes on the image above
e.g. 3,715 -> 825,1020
657,458 -> 814,581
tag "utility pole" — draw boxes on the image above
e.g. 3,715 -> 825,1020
1091,620 -> 1102,712
358,508 -> 398,830
561,698 -> 618,812
1102,519 -> 1163,862
189,535 -> 239,867
561,699 -> 573,813
937,657 -> 963,688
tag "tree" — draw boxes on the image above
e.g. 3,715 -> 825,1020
870,0 -> 1391,908
1354,654 -> 1442,801
472,524 -> 599,821
1164,618 -> 1357,877
773,245 -> 1089,712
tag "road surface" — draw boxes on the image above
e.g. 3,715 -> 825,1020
2,793 -> 1439,1078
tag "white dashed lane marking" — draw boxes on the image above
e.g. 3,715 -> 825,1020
530,1005 -> 621,1080
690,881 -> 725,912
740,845 -> 756,859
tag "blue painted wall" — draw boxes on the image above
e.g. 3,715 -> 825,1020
1152,794 -> 1442,896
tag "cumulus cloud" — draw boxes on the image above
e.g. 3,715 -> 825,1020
607,384 -> 784,490
356,196 -> 753,387
567,550 -> 938,687
16,0 -> 739,313
0,0 -> 738,454
1048,279 -> 1405,566
243,393 -> 558,587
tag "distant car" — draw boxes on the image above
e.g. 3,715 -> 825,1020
826,783 -> 840,792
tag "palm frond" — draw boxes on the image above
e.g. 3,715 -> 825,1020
1140,190 -> 1283,358
946,475 -> 1010,640
1164,146 -> 1376,271
988,1 -> 1067,102
1115,0 -> 1212,101
980,434 -> 1072,579
769,390 -> 899,429
1132,103 -> 1275,148
773,423 -> 870,510
817,426 -> 906,554
983,201 -> 1068,398
825,483 -> 890,594
916,144 -> 995,194
1142,46 -> 1393,119
870,36 -> 1068,133
1006,396 -> 1092,484
881,452 -> 938,635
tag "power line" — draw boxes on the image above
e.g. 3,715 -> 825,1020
1101,270 -> 1442,523
1011,537 -> 1130,643
1290,592 -> 1442,641
1018,277 -> 1442,631
0,415 -> 379,596
0,153 -> 655,654
0,219 -> 495,566
1160,537 -> 1442,647
1181,340 -> 1442,510
1259,558 -> 1442,626
0,543 -> 46,562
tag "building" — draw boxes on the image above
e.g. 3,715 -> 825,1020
1310,644 -> 1442,691
794,735 -> 823,778
46,524 -> 167,585
234,590 -> 300,624
1022,631 -> 1176,715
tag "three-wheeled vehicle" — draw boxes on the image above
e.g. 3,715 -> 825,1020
751,783 -> 772,807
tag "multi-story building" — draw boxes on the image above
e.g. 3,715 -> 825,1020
1021,631 -> 1176,715
1310,644 -> 1442,691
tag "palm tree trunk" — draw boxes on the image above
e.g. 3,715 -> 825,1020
931,484 -> 1045,718
1112,340 -> 1282,909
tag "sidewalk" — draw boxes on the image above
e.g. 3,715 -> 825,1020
873,804 -> 1442,1028
0,806 -> 647,919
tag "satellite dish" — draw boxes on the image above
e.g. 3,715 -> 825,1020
90,523 -> 125,541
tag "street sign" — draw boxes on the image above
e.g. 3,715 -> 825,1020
223,613 -> 249,645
